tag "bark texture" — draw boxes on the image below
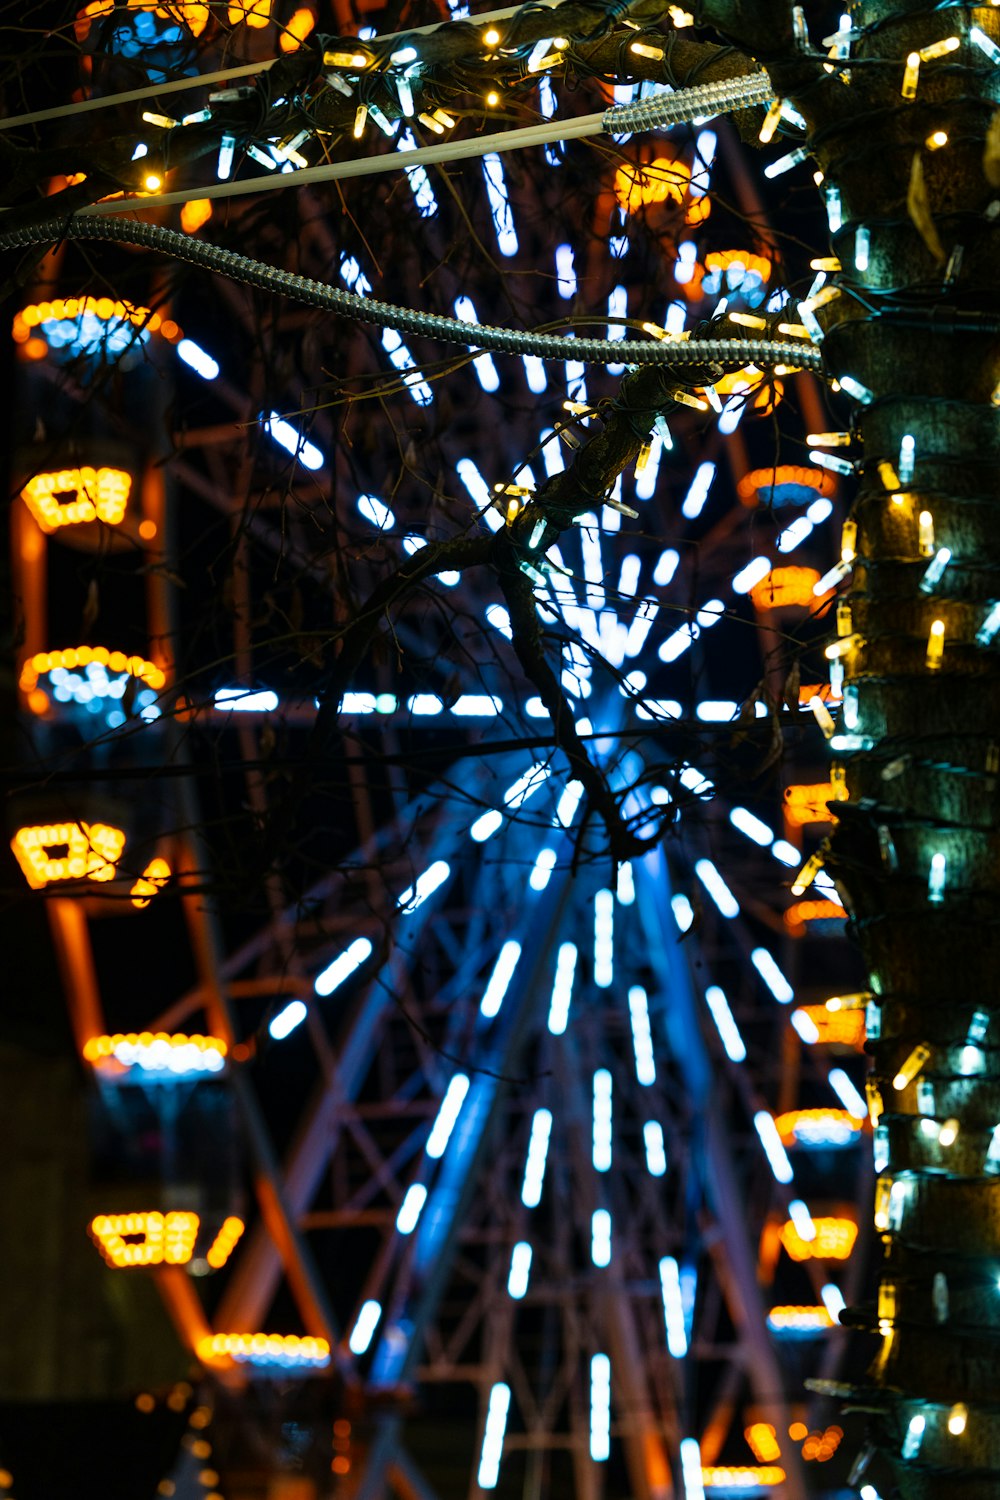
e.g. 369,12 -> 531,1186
732,2 -> 1000,1493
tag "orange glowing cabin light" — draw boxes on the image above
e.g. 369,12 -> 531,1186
766,1305 -> 835,1333
684,194 -> 712,225
280,5 -> 315,49
784,783 -> 838,827
19,467 -> 132,531
701,1468 -> 786,1489
197,1332 -> 331,1367
797,683 -> 843,712
737,464 -> 836,509
75,0 -> 113,39
704,250 -> 772,285
12,296 -> 180,349
47,173 -> 88,193
228,0 -> 271,25
89,1210 -> 199,1267
779,1216 -> 858,1263
131,857 -> 172,908
151,1 -> 210,33
750,566 -> 826,610
793,1002 -> 865,1048
784,898 -> 848,935
801,1426 -> 844,1463
19,647 -> 166,698
744,1423 -> 781,1462
774,1108 -> 863,1147
77,0 -> 209,37
707,368 -> 784,419
180,198 -> 213,234
206,1216 -> 245,1268
11,822 -> 125,889
83,1031 -> 227,1074
614,156 -> 691,213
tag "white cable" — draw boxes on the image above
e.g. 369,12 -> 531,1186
78,73 -> 772,217
0,62 -> 262,131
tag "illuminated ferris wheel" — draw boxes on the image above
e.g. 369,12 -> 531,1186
4,4 -> 877,1497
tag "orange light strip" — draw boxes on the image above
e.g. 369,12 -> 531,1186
784,898 -> 848,934
197,1332 -> 331,1368
11,822 -> 125,889
774,1108 -> 863,1147
750,566 -> 826,610
19,467 -> 132,531
206,1216 -> 245,1269
793,1003 -> 865,1047
701,1466 -> 786,1489
90,1210 -> 199,1267
705,250 -> 772,284
766,1305 -> 835,1332
20,646 -> 165,695
737,464 -> 836,508
83,1031 -> 227,1074
779,1216 -> 857,1263
784,782 -> 838,826
12,297 -> 180,347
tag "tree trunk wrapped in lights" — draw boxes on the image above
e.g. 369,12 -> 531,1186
695,0 -> 1000,1492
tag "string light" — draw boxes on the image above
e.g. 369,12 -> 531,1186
11,822 -> 125,889
893,1043 -> 932,1090
19,466 -> 132,531
84,1031 -> 226,1076
198,1333 -> 330,1368
90,1211 -> 199,1268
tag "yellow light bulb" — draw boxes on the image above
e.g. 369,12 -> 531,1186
483,26 -> 500,44
144,173 -> 163,192
926,130 -> 948,150
486,90 -> 500,106
918,509 -> 935,555
893,1042 -> 932,1090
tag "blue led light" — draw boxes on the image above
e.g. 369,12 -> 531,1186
483,154 -> 518,256
507,1241 -> 532,1299
314,937 -> 372,997
177,338 -> 219,380
426,1074 -> 471,1158
396,1183 -> 428,1234
270,999 -> 307,1040
348,1299 -> 382,1354
262,413 -> 324,471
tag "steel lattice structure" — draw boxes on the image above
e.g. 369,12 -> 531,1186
3,4 -> 877,1498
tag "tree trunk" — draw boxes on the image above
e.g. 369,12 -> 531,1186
784,5 -> 1000,1494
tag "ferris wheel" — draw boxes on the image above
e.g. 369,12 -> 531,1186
5,4 -> 875,1497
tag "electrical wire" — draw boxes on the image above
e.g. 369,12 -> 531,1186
46,70 -> 773,216
0,4 -> 532,132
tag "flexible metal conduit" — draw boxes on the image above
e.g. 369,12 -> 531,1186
0,215 -> 819,370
